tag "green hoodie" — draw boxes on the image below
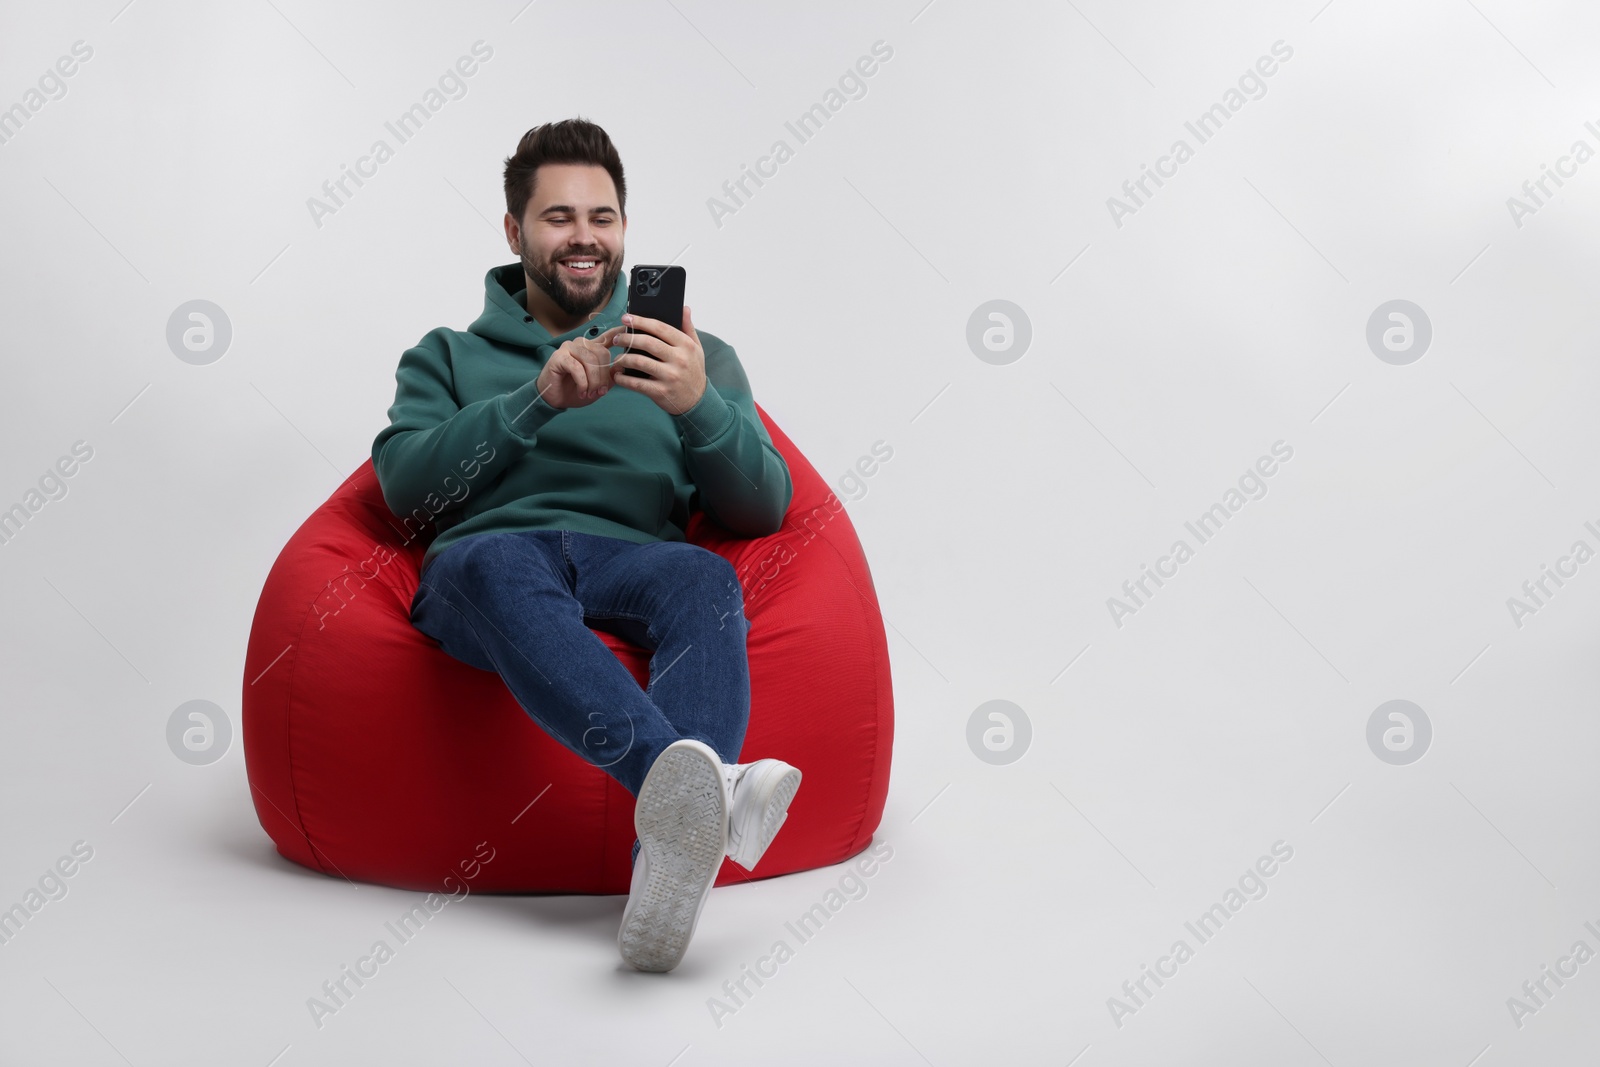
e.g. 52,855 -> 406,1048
372,262 -> 793,572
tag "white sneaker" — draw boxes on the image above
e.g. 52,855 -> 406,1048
618,739 -> 728,972
723,759 -> 802,871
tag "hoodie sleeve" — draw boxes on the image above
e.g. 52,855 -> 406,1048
670,336 -> 792,537
371,329 -> 562,520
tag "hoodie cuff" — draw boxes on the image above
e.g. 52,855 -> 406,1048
672,381 -> 736,446
500,378 -> 563,441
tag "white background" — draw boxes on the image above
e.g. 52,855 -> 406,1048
2,1 -> 1599,1064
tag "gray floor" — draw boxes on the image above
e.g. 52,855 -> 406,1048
4,1 -> 1600,1064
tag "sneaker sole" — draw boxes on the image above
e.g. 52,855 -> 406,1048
728,763 -> 802,871
618,743 -> 727,972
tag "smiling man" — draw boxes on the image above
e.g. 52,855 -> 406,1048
371,118 -> 801,973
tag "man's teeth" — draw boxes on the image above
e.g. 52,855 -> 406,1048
564,260 -> 596,269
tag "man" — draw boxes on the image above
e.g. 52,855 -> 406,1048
371,118 -> 802,973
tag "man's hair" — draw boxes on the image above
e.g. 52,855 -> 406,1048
503,118 -> 627,224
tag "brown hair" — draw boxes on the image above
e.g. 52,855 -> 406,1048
503,118 -> 627,224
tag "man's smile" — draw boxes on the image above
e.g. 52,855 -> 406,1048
559,256 -> 601,278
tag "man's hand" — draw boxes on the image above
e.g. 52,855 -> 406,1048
535,335 -> 615,410
597,305 -> 708,415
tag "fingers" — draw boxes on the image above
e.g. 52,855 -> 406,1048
615,329 -> 669,358
553,350 -> 597,396
611,350 -> 670,384
610,354 -> 661,393
579,341 -> 621,399
620,313 -> 687,347
550,351 -> 583,395
562,339 -> 612,379
580,339 -> 615,395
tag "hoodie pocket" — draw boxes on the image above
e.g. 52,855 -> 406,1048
497,459 -> 671,537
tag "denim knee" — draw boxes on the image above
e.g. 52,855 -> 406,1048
662,546 -> 745,631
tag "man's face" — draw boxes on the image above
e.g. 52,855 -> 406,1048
513,163 -> 626,319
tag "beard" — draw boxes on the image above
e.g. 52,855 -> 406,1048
521,240 -> 624,319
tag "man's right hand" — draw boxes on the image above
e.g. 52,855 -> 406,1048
536,336 -> 615,410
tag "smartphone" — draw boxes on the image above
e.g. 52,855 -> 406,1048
619,264 -> 686,379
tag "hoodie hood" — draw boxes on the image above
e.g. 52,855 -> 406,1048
467,261 -> 629,354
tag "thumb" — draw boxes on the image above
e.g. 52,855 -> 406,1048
682,304 -> 698,340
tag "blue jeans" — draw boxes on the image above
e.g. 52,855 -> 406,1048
410,529 -> 752,866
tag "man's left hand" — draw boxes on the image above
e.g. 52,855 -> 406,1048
598,306 -> 708,415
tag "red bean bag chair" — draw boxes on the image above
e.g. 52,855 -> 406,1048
241,404 -> 892,893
